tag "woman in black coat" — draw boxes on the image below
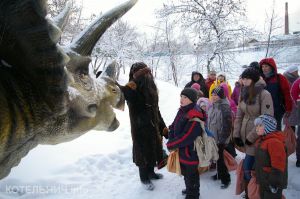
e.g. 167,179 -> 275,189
118,62 -> 168,190
185,71 -> 209,98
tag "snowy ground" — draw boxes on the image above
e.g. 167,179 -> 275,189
0,80 -> 300,199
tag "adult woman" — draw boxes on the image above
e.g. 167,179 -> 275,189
259,58 -> 292,130
185,71 -> 209,98
118,62 -> 167,190
233,68 -> 274,198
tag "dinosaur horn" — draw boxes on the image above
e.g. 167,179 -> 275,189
52,1 -> 72,31
100,61 -> 118,80
70,0 -> 138,56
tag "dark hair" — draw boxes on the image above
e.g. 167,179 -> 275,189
129,62 -> 148,81
241,68 -> 260,83
239,81 -> 256,104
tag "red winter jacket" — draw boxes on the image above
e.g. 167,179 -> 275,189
167,103 -> 204,166
259,58 -> 292,112
255,132 -> 287,189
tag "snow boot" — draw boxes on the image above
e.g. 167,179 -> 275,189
296,160 -> 300,167
242,181 -> 249,199
139,167 -> 155,191
211,174 -> 220,181
220,181 -> 230,189
148,167 -> 163,180
141,179 -> 155,191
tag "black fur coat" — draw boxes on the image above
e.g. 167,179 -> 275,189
120,81 -> 166,167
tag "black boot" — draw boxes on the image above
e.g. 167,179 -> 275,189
184,170 -> 200,199
296,160 -> 300,167
211,174 -> 220,181
220,181 -> 231,189
243,181 -> 249,199
139,167 -> 154,190
147,167 -> 163,180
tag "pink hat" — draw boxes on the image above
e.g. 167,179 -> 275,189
220,82 -> 230,98
191,83 -> 201,91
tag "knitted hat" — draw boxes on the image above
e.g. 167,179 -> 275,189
209,70 -> 217,75
254,114 -> 277,135
211,86 -> 225,99
217,72 -> 226,78
129,62 -> 150,80
286,65 -> 299,73
133,67 -> 151,79
249,61 -> 260,72
191,83 -> 201,91
241,68 -> 260,83
181,88 -> 197,103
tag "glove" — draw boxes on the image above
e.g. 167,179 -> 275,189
245,139 -> 253,146
162,127 -> 169,139
234,137 -> 244,147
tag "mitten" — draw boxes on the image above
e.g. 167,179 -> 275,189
125,81 -> 137,90
234,137 -> 244,147
162,127 -> 169,139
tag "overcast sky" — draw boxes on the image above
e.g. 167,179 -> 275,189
78,0 -> 300,34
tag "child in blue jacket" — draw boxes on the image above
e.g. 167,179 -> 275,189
167,88 -> 204,199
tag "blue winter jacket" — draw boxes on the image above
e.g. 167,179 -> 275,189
167,103 -> 204,166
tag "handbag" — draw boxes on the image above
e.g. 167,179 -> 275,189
166,149 -> 181,175
236,159 -> 245,195
224,149 -> 238,171
283,120 -> 296,156
248,171 -> 260,199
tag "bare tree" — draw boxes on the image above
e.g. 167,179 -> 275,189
158,0 -> 247,73
264,0 -> 283,57
48,0 -> 85,44
163,19 -> 179,86
91,20 -> 142,78
143,28 -> 165,78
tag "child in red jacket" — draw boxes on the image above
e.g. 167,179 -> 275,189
254,114 -> 287,199
167,88 -> 204,199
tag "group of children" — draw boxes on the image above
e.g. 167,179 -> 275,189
166,61 -> 289,199
120,60 -> 292,199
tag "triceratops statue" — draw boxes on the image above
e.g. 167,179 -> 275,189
0,0 -> 138,179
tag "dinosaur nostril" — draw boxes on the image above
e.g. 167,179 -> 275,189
88,104 -> 97,113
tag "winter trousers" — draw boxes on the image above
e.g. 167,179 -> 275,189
243,154 -> 255,181
217,144 -> 231,184
181,164 -> 200,199
138,166 -> 156,182
259,185 -> 283,199
225,142 -> 237,158
274,110 -> 284,131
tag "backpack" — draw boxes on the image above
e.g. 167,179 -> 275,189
189,117 -> 219,168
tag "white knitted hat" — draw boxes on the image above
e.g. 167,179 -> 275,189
286,65 -> 299,73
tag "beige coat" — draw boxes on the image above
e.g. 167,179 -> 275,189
233,79 -> 274,156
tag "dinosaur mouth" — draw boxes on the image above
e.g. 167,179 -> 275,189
107,117 -> 119,132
